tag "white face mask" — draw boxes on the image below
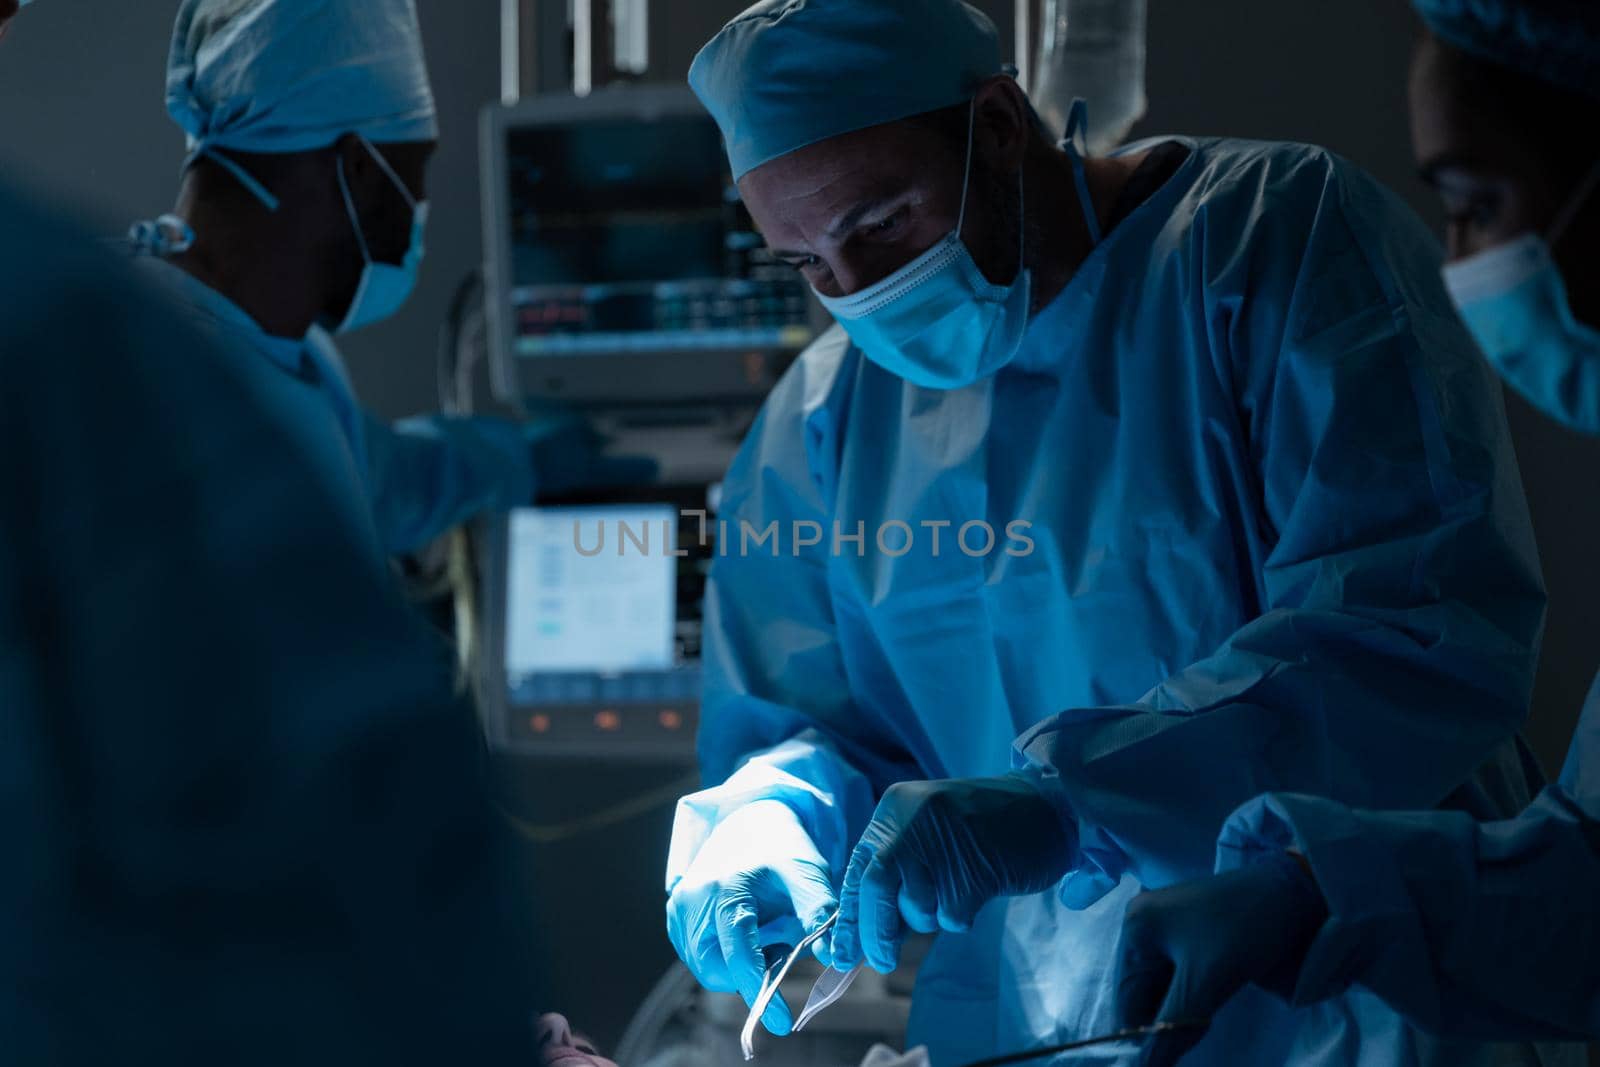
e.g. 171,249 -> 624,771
812,99 -> 1102,391
812,101 -> 1037,391
332,135 -> 429,335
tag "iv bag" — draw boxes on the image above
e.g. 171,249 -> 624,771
1029,0 -> 1148,153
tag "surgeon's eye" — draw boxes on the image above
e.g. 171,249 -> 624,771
785,254 -> 833,286
863,208 -> 909,240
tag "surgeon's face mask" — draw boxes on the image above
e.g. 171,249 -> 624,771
334,135 -> 429,335
1442,159 -> 1600,434
814,103 -> 1032,390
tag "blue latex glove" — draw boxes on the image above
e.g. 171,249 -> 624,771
526,416 -> 657,498
666,800 -> 838,1036
832,774 -> 1075,975
1115,851 -> 1329,1067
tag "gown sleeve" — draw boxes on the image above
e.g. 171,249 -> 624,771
1215,683 -> 1600,1041
363,412 -> 534,555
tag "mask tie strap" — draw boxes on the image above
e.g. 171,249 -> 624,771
354,133 -> 421,211
957,98 -> 979,237
1018,156 -> 1026,276
336,154 -> 375,266
1061,99 -> 1101,247
1547,157 -> 1600,250
183,144 -> 281,213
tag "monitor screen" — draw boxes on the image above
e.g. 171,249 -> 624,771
483,494 -> 710,757
505,504 -> 677,676
503,114 -> 813,358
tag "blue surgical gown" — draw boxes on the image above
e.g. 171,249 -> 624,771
1215,676 -> 1600,1040
131,255 -> 533,557
671,138 -> 1570,1066
0,183 -> 534,1062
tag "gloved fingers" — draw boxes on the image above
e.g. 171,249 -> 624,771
1140,958 -> 1210,1066
715,894 -> 793,1036
665,895 -> 692,965
935,871 -> 984,933
856,855 -> 907,975
667,893 -> 736,994
1114,945 -> 1176,1031
831,840 -> 877,970
793,884 -> 841,968
893,851 -> 939,934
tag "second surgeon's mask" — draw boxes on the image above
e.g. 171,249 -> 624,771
334,135 -> 430,335
1442,159 -> 1600,433
815,101 -> 1088,390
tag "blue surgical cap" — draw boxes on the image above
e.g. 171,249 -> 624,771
689,0 -> 1005,181
1412,0 -> 1600,102
167,0 -> 439,156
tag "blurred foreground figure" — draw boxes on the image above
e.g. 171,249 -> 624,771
0,180 -> 534,1063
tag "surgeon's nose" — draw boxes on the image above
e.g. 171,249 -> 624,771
828,259 -> 870,298
536,1013 -> 575,1048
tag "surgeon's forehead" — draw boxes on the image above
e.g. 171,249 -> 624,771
738,120 -> 956,232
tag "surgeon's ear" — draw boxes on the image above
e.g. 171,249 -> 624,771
972,76 -> 1032,174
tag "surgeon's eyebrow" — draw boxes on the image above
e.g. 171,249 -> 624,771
824,195 -> 901,240
766,195 -> 907,261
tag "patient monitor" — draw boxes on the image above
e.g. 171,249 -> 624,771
481,87 -> 816,409
476,88 -> 820,760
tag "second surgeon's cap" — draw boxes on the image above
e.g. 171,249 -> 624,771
1412,0 -> 1600,102
690,0 -> 1005,181
166,0 -> 439,155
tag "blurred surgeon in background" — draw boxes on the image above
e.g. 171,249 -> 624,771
1114,1 -> 1600,1062
133,0 -> 645,563
664,0 -> 1564,1065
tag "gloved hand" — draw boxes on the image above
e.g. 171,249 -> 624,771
1115,851 -> 1329,1067
666,800 -> 838,1037
525,416 -> 657,497
831,774 -> 1075,975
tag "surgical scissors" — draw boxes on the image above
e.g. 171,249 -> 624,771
740,913 -> 841,1061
